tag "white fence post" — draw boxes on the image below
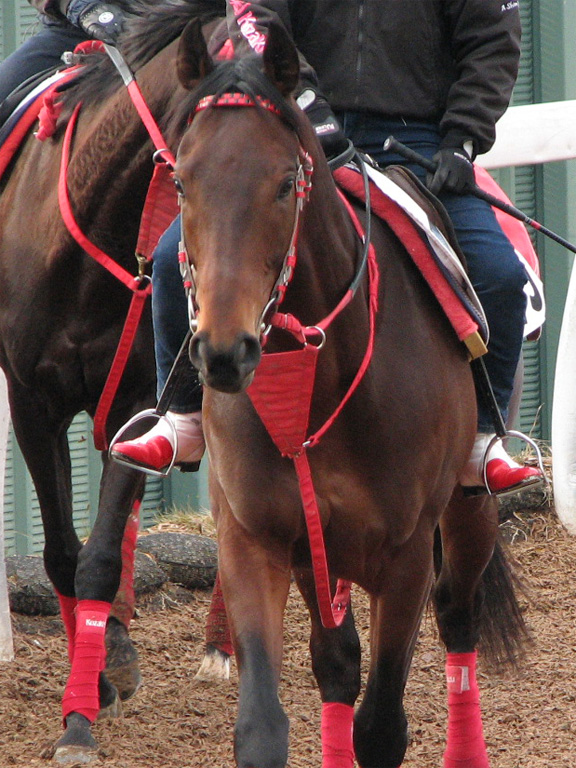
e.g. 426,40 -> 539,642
0,369 -> 14,661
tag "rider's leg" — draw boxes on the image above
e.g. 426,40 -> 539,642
440,191 -> 541,493
111,216 -> 204,473
337,115 -> 543,494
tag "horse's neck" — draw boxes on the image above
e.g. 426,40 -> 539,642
67,44 -> 181,214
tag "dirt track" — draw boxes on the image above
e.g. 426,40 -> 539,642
1,505 -> 576,767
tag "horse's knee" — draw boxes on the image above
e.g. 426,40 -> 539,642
75,546 -> 121,602
433,576 -> 483,652
310,615 -> 361,703
43,547 -> 79,596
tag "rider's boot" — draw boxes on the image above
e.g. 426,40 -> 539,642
461,432 -> 544,496
111,411 -> 204,474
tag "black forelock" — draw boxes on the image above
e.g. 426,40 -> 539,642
175,54 -> 299,133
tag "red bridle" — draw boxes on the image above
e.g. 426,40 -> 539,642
179,92 -> 314,338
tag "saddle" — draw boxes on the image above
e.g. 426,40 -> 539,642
0,66 -> 60,128
334,162 -> 489,359
0,68 -> 75,182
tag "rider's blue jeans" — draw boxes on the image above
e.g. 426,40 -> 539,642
152,117 -> 528,431
151,217 -> 203,412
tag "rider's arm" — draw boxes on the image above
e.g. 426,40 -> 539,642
28,0 -> 125,44
440,0 -> 521,158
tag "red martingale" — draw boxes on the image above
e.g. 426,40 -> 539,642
56,45 -> 179,450
247,189 -> 380,629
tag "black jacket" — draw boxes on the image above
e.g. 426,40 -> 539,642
227,0 -> 522,156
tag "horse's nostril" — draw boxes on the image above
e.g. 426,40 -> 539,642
238,333 -> 261,369
189,332 -> 206,368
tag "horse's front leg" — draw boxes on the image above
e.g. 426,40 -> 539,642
434,489 -> 525,768
54,460 -> 146,764
293,568 -> 361,768
216,495 -> 292,768
353,525 -> 436,768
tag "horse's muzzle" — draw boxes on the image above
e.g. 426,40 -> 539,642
189,330 -> 261,393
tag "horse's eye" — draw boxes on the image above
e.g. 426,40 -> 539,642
277,176 -> 295,200
173,177 -> 185,196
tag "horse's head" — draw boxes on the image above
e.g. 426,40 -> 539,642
174,18 -> 312,393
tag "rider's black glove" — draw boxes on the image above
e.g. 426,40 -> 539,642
67,0 -> 125,45
426,145 -> 476,196
297,88 -> 348,160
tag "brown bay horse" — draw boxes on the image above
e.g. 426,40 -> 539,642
0,3 -> 221,763
172,19 -> 528,768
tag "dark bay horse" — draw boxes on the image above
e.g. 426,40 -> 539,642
0,3 -> 222,762
173,19 -> 528,768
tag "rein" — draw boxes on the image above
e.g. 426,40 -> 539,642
185,91 -> 379,628
57,44 -> 178,450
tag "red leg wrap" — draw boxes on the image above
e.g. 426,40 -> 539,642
61,600 -> 111,724
205,573 -> 234,656
321,702 -> 355,768
109,501 -> 140,629
57,593 -> 78,663
444,651 -> 489,768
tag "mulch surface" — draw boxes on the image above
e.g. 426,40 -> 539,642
1,504 -> 576,767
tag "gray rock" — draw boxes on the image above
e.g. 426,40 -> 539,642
133,550 -> 169,594
6,549 -> 168,616
137,532 -> 218,590
6,556 -> 59,616
5,533 -> 217,616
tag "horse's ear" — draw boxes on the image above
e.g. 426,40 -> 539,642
177,18 -> 215,90
262,21 -> 300,98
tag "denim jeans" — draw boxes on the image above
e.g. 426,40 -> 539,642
0,19 -> 88,104
337,115 -> 528,431
151,217 -> 203,411
152,116 -> 527,430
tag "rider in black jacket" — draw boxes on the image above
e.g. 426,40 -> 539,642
111,0 -> 541,496
226,0 -> 521,164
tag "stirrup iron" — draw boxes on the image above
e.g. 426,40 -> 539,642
108,409 -> 178,478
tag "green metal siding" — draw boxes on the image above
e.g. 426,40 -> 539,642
3,413 -> 169,556
533,0 -> 576,440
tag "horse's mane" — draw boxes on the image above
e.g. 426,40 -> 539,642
59,0 -> 225,110
164,52 -> 300,148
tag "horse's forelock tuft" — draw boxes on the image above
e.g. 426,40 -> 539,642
184,55 -> 298,132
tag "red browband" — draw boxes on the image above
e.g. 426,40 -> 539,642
194,92 -> 283,116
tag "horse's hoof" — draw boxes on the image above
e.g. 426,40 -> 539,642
53,745 -> 99,765
97,692 -> 123,720
195,645 -> 230,682
98,673 -> 123,720
53,713 -> 98,765
105,617 -> 142,700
